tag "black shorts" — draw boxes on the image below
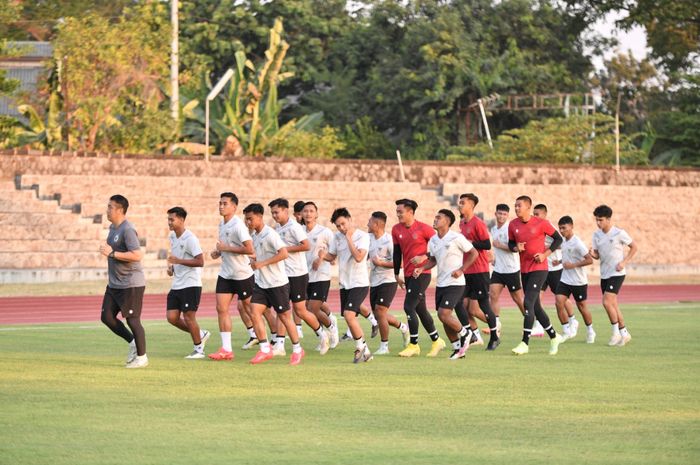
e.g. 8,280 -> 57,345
340,287 -> 369,314
370,282 -> 398,310
464,272 -> 490,300
490,271 -> 522,291
555,282 -> 588,302
216,275 -> 254,300
102,286 -> 145,319
289,274 -> 309,303
251,283 -> 291,313
542,269 -> 563,293
601,275 -> 625,295
307,281 -> 330,302
167,286 -> 202,312
436,285 -> 465,310
521,271 -> 549,297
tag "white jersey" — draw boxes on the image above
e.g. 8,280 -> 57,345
218,216 -> 254,280
428,230 -> 474,288
544,220 -> 563,271
276,219 -> 308,277
252,225 -> 289,289
305,224 -> 334,283
560,234 -> 589,286
368,232 -> 396,288
490,222 -> 520,274
593,226 -> 633,279
168,229 -> 203,289
329,229 -> 370,289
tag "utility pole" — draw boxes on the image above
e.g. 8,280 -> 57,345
170,0 -> 179,123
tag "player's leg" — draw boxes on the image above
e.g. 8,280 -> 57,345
124,287 -> 148,368
101,288 -> 136,364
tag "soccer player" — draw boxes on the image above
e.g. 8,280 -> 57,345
590,204 -> 638,347
292,200 -> 306,336
98,194 -> 147,368
413,209 -> 478,360
367,211 -> 410,354
269,198 -> 329,356
392,199 -> 446,357
488,204 -> 527,326
165,206 -> 210,358
457,193 -> 500,350
325,207 -> 373,363
556,215 -> 596,343
534,204 -> 578,338
508,195 -> 566,356
302,201 -> 340,349
209,192 -> 255,360
245,203 -> 304,365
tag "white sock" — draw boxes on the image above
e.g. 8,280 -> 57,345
345,328 -> 352,337
292,342 -> 302,354
452,340 -> 460,350
221,332 -> 232,352
296,324 -> 303,334
620,327 -> 629,337
129,339 -> 136,348
260,341 -> 271,353
399,322 -> 408,332
367,314 -> 378,326
315,327 -> 324,338
612,323 -> 620,335
199,329 -> 206,339
355,338 -> 365,350
570,314 -> 577,322
275,336 -> 285,346
587,324 -> 594,332
380,341 -> 389,350
247,327 -> 256,338
496,316 -> 501,326
474,328 -> 482,337
194,342 -> 203,352
562,322 -> 570,333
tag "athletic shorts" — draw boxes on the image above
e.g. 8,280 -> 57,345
251,283 -> 290,313
490,271 -> 522,291
436,285 -> 465,310
463,272 -> 490,300
340,287 -> 369,314
288,274 -> 309,303
215,275 -> 254,300
521,271 -> 549,296
542,269 -> 562,293
102,286 -> 145,319
167,286 -> 202,312
307,280 -> 330,302
601,275 -> 625,295
555,282 -> 588,302
370,282 -> 398,310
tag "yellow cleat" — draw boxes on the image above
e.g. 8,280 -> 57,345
512,341 -> 529,355
426,338 -> 446,357
549,333 -> 565,355
398,343 -> 421,357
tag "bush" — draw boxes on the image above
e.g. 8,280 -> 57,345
269,126 -> 345,159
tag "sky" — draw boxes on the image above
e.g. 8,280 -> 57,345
591,11 -> 649,70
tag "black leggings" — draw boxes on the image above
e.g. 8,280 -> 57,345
101,309 -> 146,356
404,274 -> 437,337
522,271 -> 552,330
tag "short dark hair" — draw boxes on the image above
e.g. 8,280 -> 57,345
303,201 -> 317,210
220,192 -> 239,205
167,206 -> 187,219
558,215 -> 573,226
293,201 -> 305,213
593,204 -> 613,218
516,195 -> 532,205
331,207 -> 351,223
109,194 -> 129,213
496,203 -> 510,212
243,203 -> 264,215
371,211 -> 387,223
438,208 -> 456,226
395,198 -> 418,212
459,193 -> 479,206
534,203 -> 547,212
268,198 -> 289,209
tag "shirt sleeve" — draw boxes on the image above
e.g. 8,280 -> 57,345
508,222 -> 515,242
576,239 -> 589,257
124,226 -> 141,252
619,229 -> 633,246
542,219 -> 556,237
237,222 -> 252,243
319,229 -> 332,251
272,231 -> 287,252
457,235 -> 474,254
188,234 -> 203,257
292,223 -> 308,244
427,238 -> 436,257
356,233 -> 369,252
328,234 -> 338,255
424,223 -> 436,240
591,233 -> 599,251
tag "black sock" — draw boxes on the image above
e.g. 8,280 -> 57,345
544,325 -> 556,339
410,335 -> 419,345
522,331 -> 531,344
428,330 -> 439,342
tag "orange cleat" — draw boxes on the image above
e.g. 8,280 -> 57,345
250,350 -> 273,365
208,347 -> 234,361
289,349 -> 305,366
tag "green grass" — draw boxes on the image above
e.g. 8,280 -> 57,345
1,304 -> 699,465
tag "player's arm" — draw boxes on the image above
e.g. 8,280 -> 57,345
286,238 -> 310,253
472,223 -> 491,250
217,239 -> 254,255
617,241 -> 638,271
564,252 -> 593,270
493,238 -> 511,251
373,256 -> 395,268
346,233 -> 367,263
393,244 -> 402,276
535,230 -> 563,263
251,247 -> 288,270
412,254 -> 436,277
105,248 -> 144,262
168,253 -> 204,268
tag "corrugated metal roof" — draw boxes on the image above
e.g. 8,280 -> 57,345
0,42 -> 51,117
4,41 -> 53,59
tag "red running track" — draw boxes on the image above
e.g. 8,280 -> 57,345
1,284 -> 698,325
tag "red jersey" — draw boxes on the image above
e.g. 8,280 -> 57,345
459,215 -> 490,274
508,216 -> 556,274
391,220 -> 435,277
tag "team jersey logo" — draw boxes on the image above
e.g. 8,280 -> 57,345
412,234 -> 419,240
113,234 -> 119,242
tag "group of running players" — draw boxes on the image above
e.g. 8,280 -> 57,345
98,192 -> 637,368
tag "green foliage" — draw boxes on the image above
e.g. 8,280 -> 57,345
339,116 -> 394,159
268,126 -> 344,159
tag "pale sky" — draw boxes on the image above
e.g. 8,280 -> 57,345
590,11 -> 649,70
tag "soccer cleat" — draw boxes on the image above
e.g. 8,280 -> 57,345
401,329 -> 410,348
617,333 -> 631,347
272,344 -> 286,357
449,349 -> 465,360
200,330 -> 211,348
126,342 -> 137,364
374,346 -> 390,355
549,333 -> 565,355
185,350 -> 205,359
496,320 -> 502,337
470,332 -> 484,346
586,330 -> 596,344
371,324 -> 379,339
353,346 -> 373,363
208,347 -> 234,361
512,342 -> 529,355
341,333 -> 353,342
319,330 -> 330,355
241,337 -> 259,350
486,338 -> 501,351
125,354 -> 148,368
532,321 -> 545,337
290,349 -> 305,366
608,333 -> 622,346
297,327 -> 304,339
426,338 -> 446,357
249,350 -> 273,365
569,319 -> 579,339
398,343 -> 421,357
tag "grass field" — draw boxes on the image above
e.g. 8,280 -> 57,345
1,304 -> 698,465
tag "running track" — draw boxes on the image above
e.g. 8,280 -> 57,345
1,285 -> 698,325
